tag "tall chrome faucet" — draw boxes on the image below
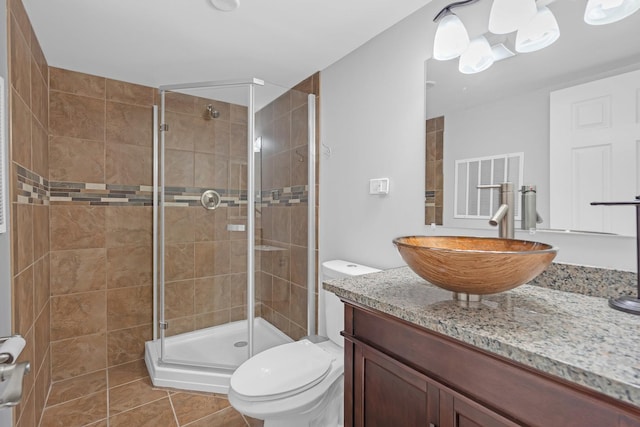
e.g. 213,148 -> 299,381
477,182 -> 515,239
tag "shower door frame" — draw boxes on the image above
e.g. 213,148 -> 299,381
152,78 -> 317,369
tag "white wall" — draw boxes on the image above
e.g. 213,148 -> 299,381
319,2 -> 636,273
444,88 -> 550,229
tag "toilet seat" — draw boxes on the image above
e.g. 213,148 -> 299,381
230,339 -> 336,402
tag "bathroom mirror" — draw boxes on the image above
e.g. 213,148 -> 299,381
425,0 -> 640,236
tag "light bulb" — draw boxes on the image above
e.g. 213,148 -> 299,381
433,13 -> 470,61
516,6 -> 560,53
584,0 -> 640,25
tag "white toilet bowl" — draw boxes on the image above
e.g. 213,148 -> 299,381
228,339 -> 344,427
228,260 -> 380,427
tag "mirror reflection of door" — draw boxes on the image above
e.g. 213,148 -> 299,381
550,69 -> 640,235
425,117 -> 444,225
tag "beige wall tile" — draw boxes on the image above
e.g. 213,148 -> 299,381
273,151 -> 291,189
50,248 -> 106,295
49,136 -> 105,183
33,254 -> 50,315
46,370 -> 107,406
30,28 -> 47,85
33,199 -> 49,259
290,205 -> 307,247
194,153 -> 228,189
273,115 -> 291,154
165,280 -> 194,320
164,316 -> 195,337
40,391 -> 107,427
165,243 -> 194,281
195,119 -> 228,155
34,354 -> 50,426
272,277 -> 290,318
105,206 -> 152,248
34,300 -> 50,374
229,240 -> 247,274
290,283 -> 307,327
165,111 -> 198,151
16,388 -> 35,427
229,273 -> 246,308
15,329 -> 34,412
11,90 -> 31,168
106,101 -> 153,147
291,146 -> 308,187
165,207 -> 195,243
107,286 -> 152,330
272,206 -> 291,244
10,14 -> 31,109
49,67 -> 105,98
105,142 -> 152,185
51,291 -> 107,340
31,63 -> 48,129
164,91 -> 195,115
195,310 -> 229,329
50,205 -> 106,250
290,245 -> 307,287
165,148 -> 194,187
50,91 -> 105,141
291,105 -> 308,148
9,0 -> 32,48
14,265 -> 33,335
108,397 -> 177,427
194,207 -> 229,242
106,79 -> 154,106
106,245 -> 152,289
194,241 -> 230,278
15,203 -> 33,272
107,324 -> 151,366
194,276 -> 230,314
50,333 -> 107,381
230,104 -> 248,124
32,118 -> 49,181
229,122 -> 247,159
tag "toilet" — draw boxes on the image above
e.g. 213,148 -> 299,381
228,260 -> 380,427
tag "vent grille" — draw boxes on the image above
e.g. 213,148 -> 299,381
454,152 -> 524,220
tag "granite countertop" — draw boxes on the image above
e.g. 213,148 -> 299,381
323,267 -> 640,408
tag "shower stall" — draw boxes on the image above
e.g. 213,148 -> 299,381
145,78 -> 317,393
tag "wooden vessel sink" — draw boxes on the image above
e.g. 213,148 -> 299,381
393,236 -> 558,295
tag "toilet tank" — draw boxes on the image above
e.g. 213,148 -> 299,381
322,260 -> 380,346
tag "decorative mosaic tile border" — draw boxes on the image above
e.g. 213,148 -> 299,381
15,165 -> 49,205
425,190 -> 435,207
50,182 -> 153,206
529,262 -> 636,299
48,181 -> 309,207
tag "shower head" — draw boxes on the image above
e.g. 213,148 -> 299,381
205,104 -> 220,120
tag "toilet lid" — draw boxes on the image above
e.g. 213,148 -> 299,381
230,339 -> 335,400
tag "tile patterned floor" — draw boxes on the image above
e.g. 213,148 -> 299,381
39,359 -> 263,427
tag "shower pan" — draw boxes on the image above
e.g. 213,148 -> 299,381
145,78 -> 317,393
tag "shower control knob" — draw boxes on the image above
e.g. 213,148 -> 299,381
200,190 -> 221,210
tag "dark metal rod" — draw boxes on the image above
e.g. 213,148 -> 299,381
590,199 -> 640,299
433,0 -> 480,22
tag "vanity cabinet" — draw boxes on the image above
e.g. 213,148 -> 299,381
342,301 -> 640,427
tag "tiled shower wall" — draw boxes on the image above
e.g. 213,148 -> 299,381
160,91 -> 252,337
257,75 -> 320,340
8,0 -> 51,424
47,67 -> 156,392
425,116 -> 443,225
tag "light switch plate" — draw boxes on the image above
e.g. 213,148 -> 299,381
369,178 -> 390,195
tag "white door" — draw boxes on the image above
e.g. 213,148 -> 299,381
550,69 -> 640,236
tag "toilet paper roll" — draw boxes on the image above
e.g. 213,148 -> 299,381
0,336 -> 26,363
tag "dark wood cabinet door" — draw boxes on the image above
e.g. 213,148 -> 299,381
353,341 -> 438,427
440,389 -> 521,427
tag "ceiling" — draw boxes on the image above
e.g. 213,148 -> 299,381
22,0 -> 433,92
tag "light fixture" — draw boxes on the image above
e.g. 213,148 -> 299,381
459,36 -> 495,74
488,0 -> 538,34
516,6 -> 560,53
433,13 -> 470,61
584,0 -> 640,25
209,0 -> 240,12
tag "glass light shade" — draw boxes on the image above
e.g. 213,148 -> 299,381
209,0 -> 240,12
433,14 -> 470,61
584,0 -> 640,25
516,6 -> 560,53
489,0 -> 538,34
459,36 -> 495,74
